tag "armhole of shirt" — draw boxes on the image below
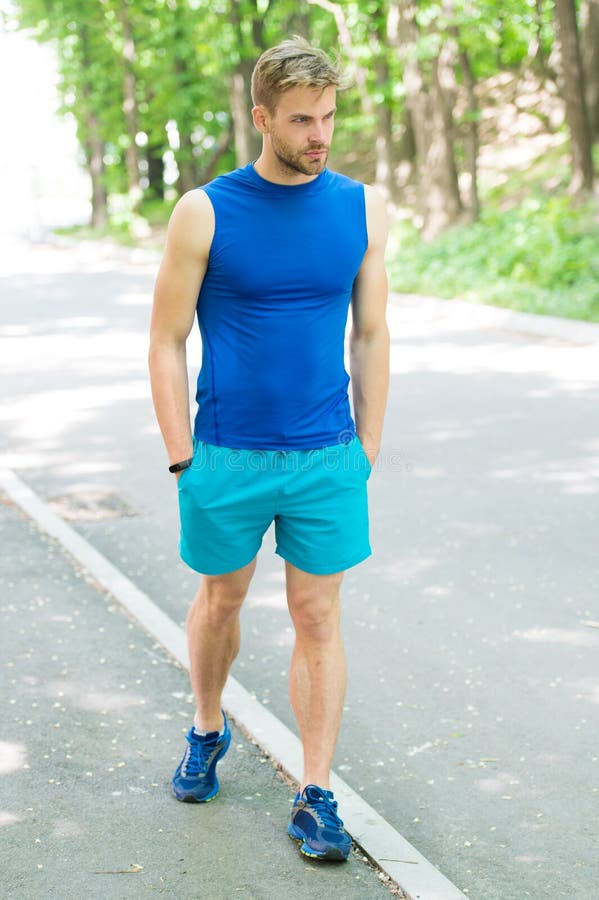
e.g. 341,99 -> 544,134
359,183 -> 369,255
198,186 -> 218,263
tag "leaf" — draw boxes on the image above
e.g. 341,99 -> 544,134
93,863 -> 143,875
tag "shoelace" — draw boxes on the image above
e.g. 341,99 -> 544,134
183,731 -> 220,778
305,787 -> 344,829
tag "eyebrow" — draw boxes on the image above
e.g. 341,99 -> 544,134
288,108 -> 337,119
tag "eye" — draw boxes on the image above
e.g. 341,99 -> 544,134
292,116 -> 308,123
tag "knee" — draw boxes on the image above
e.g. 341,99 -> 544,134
190,572 -> 250,629
288,587 -> 342,643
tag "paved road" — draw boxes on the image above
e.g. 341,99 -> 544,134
1,239 -> 598,898
0,495 -> 395,900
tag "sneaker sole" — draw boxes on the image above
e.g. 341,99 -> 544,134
173,783 -> 220,803
287,824 -> 350,861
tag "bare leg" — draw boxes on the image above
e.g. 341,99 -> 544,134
285,561 -> 346,791
186,557 -> 256,732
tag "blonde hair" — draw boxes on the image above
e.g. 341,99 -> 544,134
251,37 -> 347,111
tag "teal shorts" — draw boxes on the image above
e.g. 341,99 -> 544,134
177,437 -> 372,576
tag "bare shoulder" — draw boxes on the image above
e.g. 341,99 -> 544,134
165,189 -> 215,261
363,184 -> 389,250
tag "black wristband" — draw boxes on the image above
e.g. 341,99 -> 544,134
168,457 -> 193,474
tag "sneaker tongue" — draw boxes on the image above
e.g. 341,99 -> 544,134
305,785 -> 334,802
191,727 -> 220,742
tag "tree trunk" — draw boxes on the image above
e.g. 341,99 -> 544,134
457,39 -> 480,221
169,3 -> 201,194
197,123 -> 235,185
146,141 -> 165,201
79,25 -> 108,227
429,45 -> 462,232
554,0 -> 595,190
230,0 -> 263,166
117,3 -> 142,208
396,106 -> 416,164
395,0 -> 462,238
373,65 -> 397,201
177,130 -> 198,194
581,0 -> 599,140
528,0 -> 549,76
230,61 -> 260,165
373,5 -> 399,202
85,116 -> 108,228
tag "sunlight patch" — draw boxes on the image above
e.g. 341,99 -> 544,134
0,741 -> 27,775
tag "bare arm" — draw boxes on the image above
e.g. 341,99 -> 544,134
148,190 -> 214,470
349,185 -> 390,466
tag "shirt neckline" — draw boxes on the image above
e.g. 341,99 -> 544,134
244,162 -> 331,195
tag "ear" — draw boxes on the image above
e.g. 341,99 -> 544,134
252,104 -> 270,134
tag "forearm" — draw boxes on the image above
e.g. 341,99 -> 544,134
148,340 -> 194,466
349,324 -> 390,459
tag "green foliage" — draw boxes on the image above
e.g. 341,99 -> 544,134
389,189 -> 599,322
54,220 -> 137,245
12,0 -> 565,203
9,0 -> 597,325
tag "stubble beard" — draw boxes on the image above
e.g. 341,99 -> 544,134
270,130 -> 329,178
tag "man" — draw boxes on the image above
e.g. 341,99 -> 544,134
148,36 -> 389,862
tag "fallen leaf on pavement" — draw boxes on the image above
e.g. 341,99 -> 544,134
93,864 -> 143,875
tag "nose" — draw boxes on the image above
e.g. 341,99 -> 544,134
309,121 -> 326,145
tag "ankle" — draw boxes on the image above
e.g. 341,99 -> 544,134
193,711 -> 225,734
300,779 -> 330,794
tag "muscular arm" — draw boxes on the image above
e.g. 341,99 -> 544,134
148,190 -> 214,469
349,185 -> 390,466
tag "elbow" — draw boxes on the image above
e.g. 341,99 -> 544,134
148,335 -> 162,369
148,334 -> 186,372
350,321 -> 390,346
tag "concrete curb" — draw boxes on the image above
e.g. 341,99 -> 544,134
1,466 -> 467,900
390,292 -> 599,345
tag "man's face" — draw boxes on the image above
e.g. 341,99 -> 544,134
265,84 -> 337,178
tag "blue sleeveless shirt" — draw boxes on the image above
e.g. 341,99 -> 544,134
193,163 -> 367,449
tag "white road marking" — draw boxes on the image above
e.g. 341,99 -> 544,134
1,466 -> 467,900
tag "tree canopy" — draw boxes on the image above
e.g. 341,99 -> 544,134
8,0 -> 599,240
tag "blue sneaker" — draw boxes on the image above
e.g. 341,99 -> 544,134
172,712 -> 231,803
288,784 -> 352,860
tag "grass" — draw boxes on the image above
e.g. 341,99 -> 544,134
55,221 -> 137,246
54,196 -> 175,249
388,147 -> 599,322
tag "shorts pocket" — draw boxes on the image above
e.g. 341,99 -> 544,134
355,437 -> 372,478
177,465 -> 192,490
177,440 -> 202,491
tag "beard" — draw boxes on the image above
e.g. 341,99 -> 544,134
269,128 -> 329,177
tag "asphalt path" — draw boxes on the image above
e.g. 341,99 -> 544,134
1,238 -> 598,899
